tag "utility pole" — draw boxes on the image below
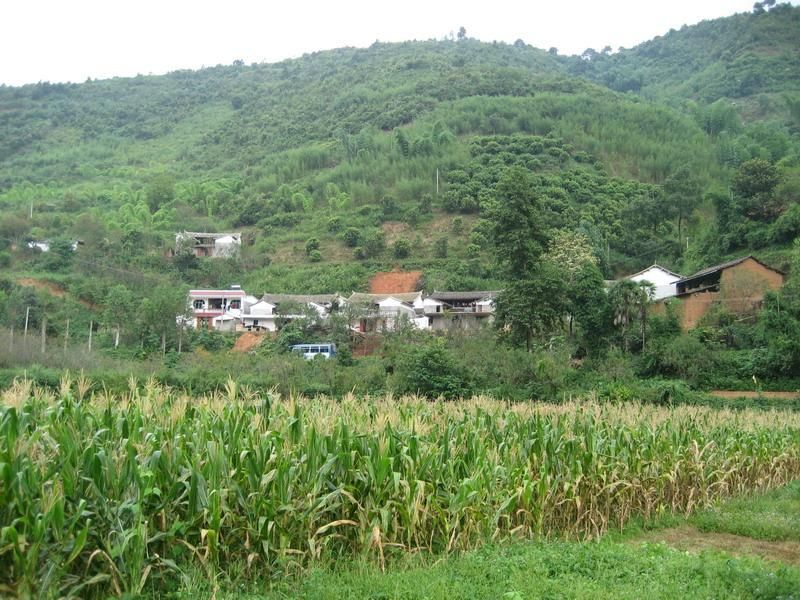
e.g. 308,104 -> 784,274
436,168 -> 439,196
88,321 -> 93,351
64,319 -> 70,353
40,318 -> 46,354
23,307 -> 30,340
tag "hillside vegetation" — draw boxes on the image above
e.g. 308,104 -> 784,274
0,4 -> 798,364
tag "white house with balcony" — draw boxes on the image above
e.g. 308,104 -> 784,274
187,286 -> 247,329
424,291 -> 498,330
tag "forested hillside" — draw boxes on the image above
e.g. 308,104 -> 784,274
567,3 -> 800,119
0,3 -> 798,352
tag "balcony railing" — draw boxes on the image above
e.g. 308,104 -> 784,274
425,306 -> 492,315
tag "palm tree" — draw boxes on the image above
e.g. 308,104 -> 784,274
635,281 -> 656,351
609,279 -> 656,351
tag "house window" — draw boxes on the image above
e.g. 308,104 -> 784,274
230,300 -> 241,309
193,299 -> 205,309
253,319 -> 259,326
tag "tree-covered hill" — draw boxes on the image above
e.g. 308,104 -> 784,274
0,4 -> 798,310
569,3 -> 800,124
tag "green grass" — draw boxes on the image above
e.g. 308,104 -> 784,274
176,537 -> 800,599
690,480 -> 800,542
175,482 -> 800,599
176,481 -> 800,600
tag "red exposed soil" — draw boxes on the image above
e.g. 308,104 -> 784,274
369,270 -> 422,294
232,332 -> 265,353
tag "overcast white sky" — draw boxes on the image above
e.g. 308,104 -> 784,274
0,0 -> 785,86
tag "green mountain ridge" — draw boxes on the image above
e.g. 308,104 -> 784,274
0,4 -> 798,300
571,3 -> 800,108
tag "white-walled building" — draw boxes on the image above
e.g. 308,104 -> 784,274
187,287 -> 247,329
424,291 -> 498,330
176,231 -> 242,258
624,265 -> 683,300
347,292 -> 422,332
241,300 -> 278,332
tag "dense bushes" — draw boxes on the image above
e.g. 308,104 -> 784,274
393,339 -> 472,399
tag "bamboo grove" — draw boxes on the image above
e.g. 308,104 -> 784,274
2,376 -> 800,597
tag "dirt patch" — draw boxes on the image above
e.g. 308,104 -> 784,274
381,221 -> 409,237
352,334 -> 382,357
232,332 -> 265,353
17,278 -> 69,298
369,270 -> 422,294
710,390 -> 800,400
633,525 -> 800,565
16,278 -> 97,309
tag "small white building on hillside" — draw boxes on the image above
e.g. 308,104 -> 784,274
347,292 -> 423,332
241,300 -> 278,332
624,264 -> 683,300
176,231 -> 242,258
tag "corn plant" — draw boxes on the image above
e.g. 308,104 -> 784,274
1,377 -> 800,597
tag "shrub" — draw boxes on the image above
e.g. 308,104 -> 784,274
327,217 -> 342,232
434,237 -> 448,258
394,339 -> 472,399
308,249 -> 322,262
393,239 -> 411,258
189,329 -> 232,352
343,228 -> 361,247
362,230 -> 385,258
305,237 -> 320,255
260,212 -> 302,229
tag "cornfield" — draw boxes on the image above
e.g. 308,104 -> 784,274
2,375 -> 800,597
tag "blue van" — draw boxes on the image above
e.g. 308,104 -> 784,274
291,343 -> 337,360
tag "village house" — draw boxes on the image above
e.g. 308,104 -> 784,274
242,293 -> 342,332
26,240 -> 81,252
669,256 -> 784,329
624,264 -> 682,300
241,299 -> 277,332
424,291 -> 498,330
187,286 -> 247,329
175,231 -> 242,258
347,292 -> 428,332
